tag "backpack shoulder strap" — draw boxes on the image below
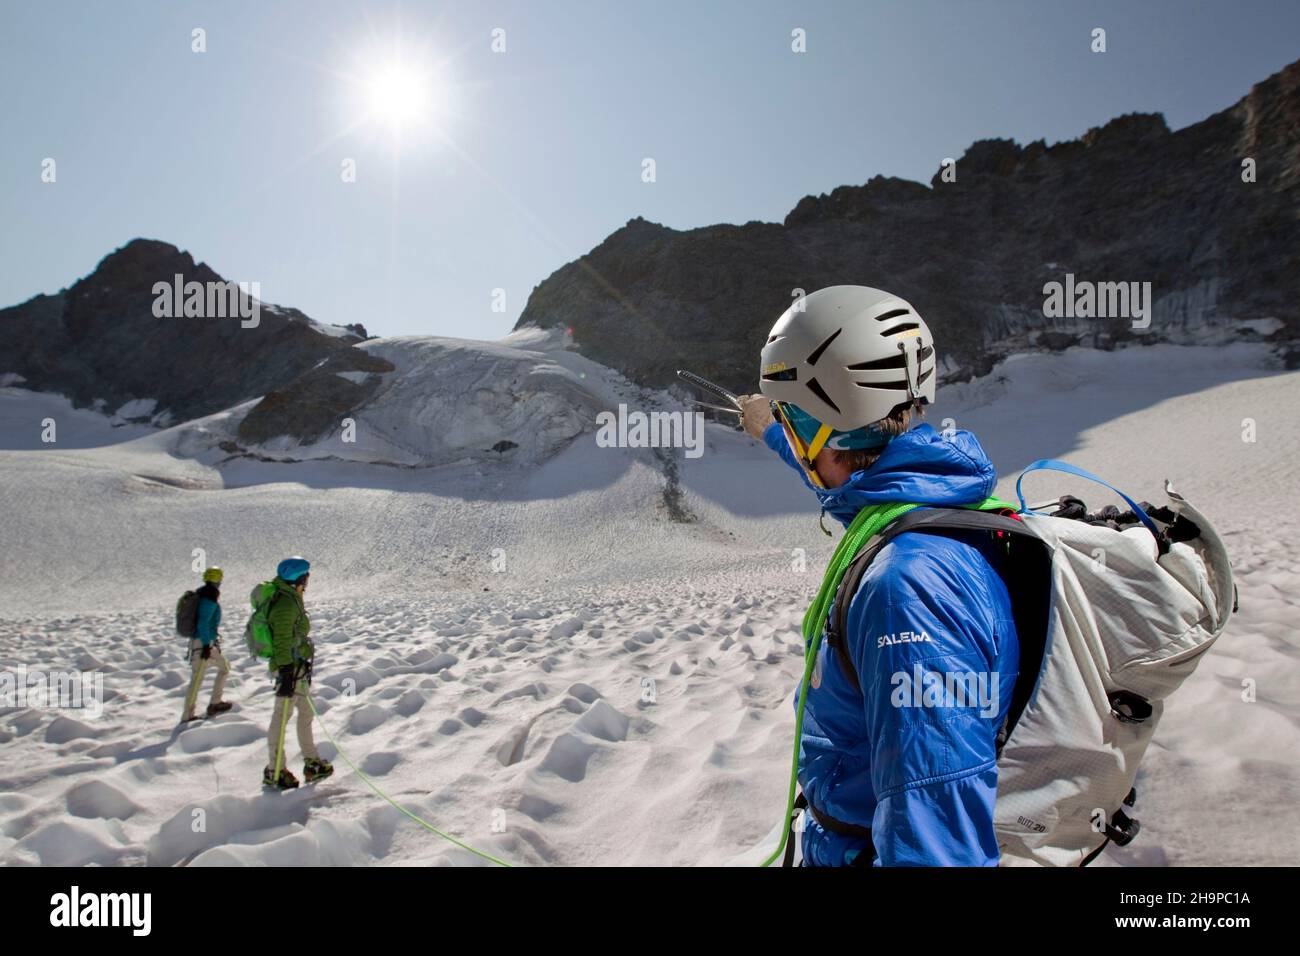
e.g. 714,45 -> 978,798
826,507 -> 1040,694
252,585 -> 285,623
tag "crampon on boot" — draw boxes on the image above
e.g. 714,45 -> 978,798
303,758 -> 334,783
206,701 -> 233,717
263,765 -> 300,790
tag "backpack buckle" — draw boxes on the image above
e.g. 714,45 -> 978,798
1104,808 -> 1141,847
1109,690 -> 1152,723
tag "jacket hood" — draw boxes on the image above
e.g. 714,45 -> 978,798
815,423 -> 998,526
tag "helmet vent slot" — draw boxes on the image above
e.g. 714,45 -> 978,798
806,376 -> 841,414
854,377 -> 908,389
762,367 -> 798,382
846,354 -> 907,371
805,328 -> 842,366
845,344 -> 930,371
873,308 -> 911,323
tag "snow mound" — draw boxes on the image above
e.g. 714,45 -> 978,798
64,780 -> 142,820
15,817 -> 137,866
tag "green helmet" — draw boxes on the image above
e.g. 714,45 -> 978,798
202,567 -> 224,584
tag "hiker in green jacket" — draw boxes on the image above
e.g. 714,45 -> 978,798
263,556 -> 333,789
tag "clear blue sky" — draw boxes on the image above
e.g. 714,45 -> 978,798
2,1 -> 1296,339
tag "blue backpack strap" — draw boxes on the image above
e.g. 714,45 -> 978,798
1015,459 -> 1161,539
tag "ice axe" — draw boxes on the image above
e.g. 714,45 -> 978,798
676,369 -> 743,417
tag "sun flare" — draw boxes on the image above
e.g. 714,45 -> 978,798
364,64 -> 431,128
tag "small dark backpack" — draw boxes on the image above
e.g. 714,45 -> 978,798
175,590 -> 200,638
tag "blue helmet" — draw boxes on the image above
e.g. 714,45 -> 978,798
276,556 -> 311,582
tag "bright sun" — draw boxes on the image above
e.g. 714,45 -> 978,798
365,64 -> 430,127
339,34 -> 454,151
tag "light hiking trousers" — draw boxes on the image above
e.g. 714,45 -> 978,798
185,639 -> 230,716
267,680 -> 320,766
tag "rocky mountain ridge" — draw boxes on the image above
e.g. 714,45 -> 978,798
515,59 -> 1300,392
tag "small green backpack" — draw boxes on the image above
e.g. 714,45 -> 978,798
243,582 -> 280,660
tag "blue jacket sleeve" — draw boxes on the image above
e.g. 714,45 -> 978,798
196,598 -> 221,646
763,420 -> 819,491
847,537 -> 1007,866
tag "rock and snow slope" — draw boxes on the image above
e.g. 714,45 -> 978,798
231,328 -> 632,468
0,343 -> 1296,867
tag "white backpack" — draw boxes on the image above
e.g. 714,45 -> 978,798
826,460 -> 1236,866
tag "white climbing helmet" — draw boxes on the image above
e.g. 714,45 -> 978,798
758,285 -> 936,431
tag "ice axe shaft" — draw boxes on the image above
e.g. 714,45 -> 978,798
688,399 -> 742,416
676,369 -> 744,411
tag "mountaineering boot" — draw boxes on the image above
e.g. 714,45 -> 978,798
263,765 -> 300,790
206,701 -> 233,717
303,758 -> 334,783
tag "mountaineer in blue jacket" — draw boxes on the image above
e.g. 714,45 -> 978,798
739,285 -> 1019,866
181,566 -> 233,722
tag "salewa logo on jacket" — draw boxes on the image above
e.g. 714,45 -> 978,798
877,630 -> 932,648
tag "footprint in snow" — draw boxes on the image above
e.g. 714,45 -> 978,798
565,683 -> 601,704
393,689 -> 426,717
45,716 -> 103,744
360,751 -> 400,776
347,704 -> 390,736
537,700 -> 632,783
177,721 -> 264,754
493,722 -> 532,766
493,682 -> 549,705
64,779 -> 141,820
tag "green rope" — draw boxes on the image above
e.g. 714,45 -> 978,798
305,694 -> 514,868
758,496 -> 1013,867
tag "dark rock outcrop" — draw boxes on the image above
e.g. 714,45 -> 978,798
235,352 -> 394,446
0,239 -> 376,424
516,60 -> 1300,393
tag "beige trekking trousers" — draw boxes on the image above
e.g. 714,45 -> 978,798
267,679 -> 319,765
184,639 -> 230,716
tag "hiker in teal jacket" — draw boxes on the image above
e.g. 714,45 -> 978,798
263,557 -> 332,789
181,567 -> 232,722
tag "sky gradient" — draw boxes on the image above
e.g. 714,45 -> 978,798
2,0 -> 1296,340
